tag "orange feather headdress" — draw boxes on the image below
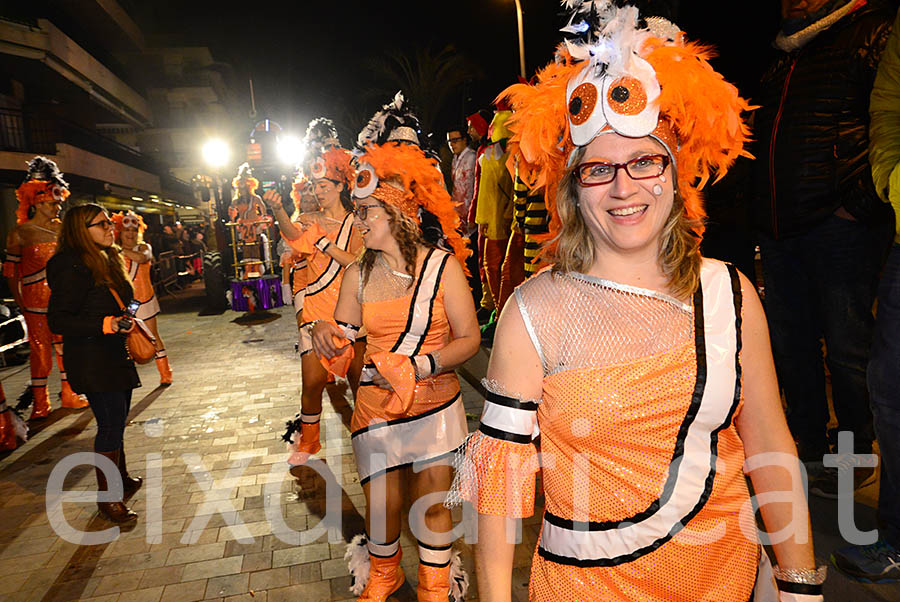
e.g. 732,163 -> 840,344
231,162 -> 259,193
15,156 -> 70,225
290,175 -> 312,205
501,1 -> 753,248
353,143 -> 471,270
111,211 -> 147,238
308,146 -> 355,190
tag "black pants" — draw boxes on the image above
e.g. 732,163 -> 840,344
86,390 -> 133,452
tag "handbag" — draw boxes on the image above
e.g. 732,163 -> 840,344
108,287 -> 157,364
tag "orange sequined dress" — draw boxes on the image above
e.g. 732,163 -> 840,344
452,259 -> 759,601
124,245 -> 160,320
288,212 -> 361,354
350,249 -> 468,486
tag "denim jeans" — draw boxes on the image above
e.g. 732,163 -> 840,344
86,389 -> 133,452
869,243 -> 900,548
759,214 -> 884,460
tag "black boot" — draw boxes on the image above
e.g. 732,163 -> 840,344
96,450 -> 138,523
117,449 -> 143,497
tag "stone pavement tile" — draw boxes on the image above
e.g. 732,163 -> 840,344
0,570 -> 32,595
247,567 -> 291,591
271,542 -> 330,567
204,572 -> 249,599
40,577 -> 102,601
95,550 -> 168,575
319,557 -> 349,580
92,570 -> 145,595
289,562 -> 322,584
240,551 -> 272,573
80,595 -> 120,602
223,538 -> 264,557
266,581 -> 331,602
224,592 -> 266,602
160,579 -> 208,602
165,541 -> 226,566
181,555 -> 243,582
139,565 -> 185,589
127,585 -> 165,602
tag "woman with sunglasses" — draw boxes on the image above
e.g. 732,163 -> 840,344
312,115 -> 479,599
112,211 -> 171,385
449,3 -> 823,601
47,203 -> 142,523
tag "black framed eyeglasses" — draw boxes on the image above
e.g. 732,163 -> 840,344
447,136 -> 465,144
86,219 -> 114,230
575,154 -> 670,187
353,203 -> 383,221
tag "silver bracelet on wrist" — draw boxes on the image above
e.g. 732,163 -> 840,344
772,565 -> 827,585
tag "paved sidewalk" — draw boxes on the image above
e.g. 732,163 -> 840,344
0,284 -> 897,601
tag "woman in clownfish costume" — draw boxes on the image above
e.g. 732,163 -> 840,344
265,139 -> 365,467
448,2 -> 825,601
311,95 -> 479,602
112,211 -> 171,385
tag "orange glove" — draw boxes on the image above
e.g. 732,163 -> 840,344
320,335 -> 354,377
285,222 -> 327,255
370,351 -> 417,414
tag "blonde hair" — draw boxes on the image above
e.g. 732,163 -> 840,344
57,204 -> 134,299
552,145 -> 702,299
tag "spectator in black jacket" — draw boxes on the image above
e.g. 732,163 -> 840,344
47,203 -> 142,524
751,0 -> 896,497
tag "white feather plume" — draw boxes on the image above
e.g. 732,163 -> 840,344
449,549 -> 469,602
345,534 -> 370,595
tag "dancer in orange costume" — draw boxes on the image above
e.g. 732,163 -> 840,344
312,95 -> 478,602
111,211 -> 172,385
0,383 -> 27,451
229,163 -> 272,279
3,157 -> 88,418
266,124 -> 364,467
449,3 -> 825,601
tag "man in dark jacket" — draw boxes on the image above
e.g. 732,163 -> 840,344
752,0 -> 895,496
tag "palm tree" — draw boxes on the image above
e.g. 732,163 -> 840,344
363,45 -> 484,136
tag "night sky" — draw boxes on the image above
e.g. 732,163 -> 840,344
133,0 -> 781,144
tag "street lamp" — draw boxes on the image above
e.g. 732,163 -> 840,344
202,138 -> 231,168
276,134 -> 305,166
513,0 -> 526,79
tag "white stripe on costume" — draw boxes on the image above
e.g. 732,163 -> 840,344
351,394 -> 467,485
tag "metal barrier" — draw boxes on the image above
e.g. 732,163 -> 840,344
154,251 -> 180,298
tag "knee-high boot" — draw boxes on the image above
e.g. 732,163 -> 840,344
416,543 -> 468,602
346,534 -> 405,602
95,450 -> 138,523
155,350 -> 172,385
55,343 -> 88,409
29,385 -> 51,420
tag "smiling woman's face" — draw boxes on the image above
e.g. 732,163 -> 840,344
575,132 -> 674,261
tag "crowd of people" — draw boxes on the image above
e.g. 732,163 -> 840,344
2,0 -> 900,599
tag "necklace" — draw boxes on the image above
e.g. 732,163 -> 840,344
30,224 -> 58,236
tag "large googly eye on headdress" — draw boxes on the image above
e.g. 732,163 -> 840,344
352,163 -> 378,199
50,184 -> 66,201
566,66 -> 608,146
599,55 -> 661,137
310,157 -> 327,180
123,215 -> 140,230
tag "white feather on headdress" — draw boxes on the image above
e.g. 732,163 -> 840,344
356,91 -> 421,149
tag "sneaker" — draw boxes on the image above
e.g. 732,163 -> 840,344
807,457 -> 877,500
832,539 -> 900,583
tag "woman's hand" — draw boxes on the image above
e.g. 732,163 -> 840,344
370,368 -> 394,392
262,189 -> 282,211
311,321 -> 344,358
116,315 -> 135,334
